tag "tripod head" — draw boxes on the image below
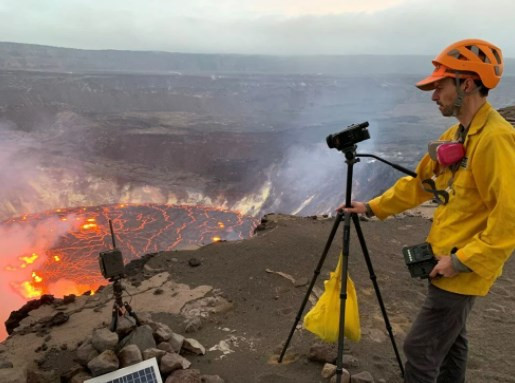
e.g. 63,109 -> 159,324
327,121 -> 417,177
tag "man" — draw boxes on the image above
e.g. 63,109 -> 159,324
342,39 -> 515,382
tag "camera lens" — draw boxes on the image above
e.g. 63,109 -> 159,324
326,134 -> 335,149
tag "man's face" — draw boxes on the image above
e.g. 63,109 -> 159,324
431,78 -> 458,117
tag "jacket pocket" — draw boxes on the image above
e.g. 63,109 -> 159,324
452,169 -> 476,189
448,170 -> 482,217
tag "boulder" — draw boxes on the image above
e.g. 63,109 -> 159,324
118,344 -> 143,367
153,322 -> 173,343
70,370 -> 93,383
87,350 -> 119,377
142,348 -> 167,362
351,371 -> 374,383
165,369 -> 201,383
114,316 -> 138,337
182,338 -> 205,355
157,342 -> 175,353
160,352 -> 191,374
76,341 -> 99,366
308,343 -> 337,364
91,328 -> 118,353
329,369 -> 351,383
321,363 -> 336,379
119,325 -> 156,352
169,333 -> 185,353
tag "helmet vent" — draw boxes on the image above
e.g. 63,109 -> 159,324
466,45 -> 489,63
468,45 -> 480,55
492,49 -> 502,65
494,66 -> 501,76
448,49 -> 462,59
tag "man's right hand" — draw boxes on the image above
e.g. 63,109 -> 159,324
337,201 -> 367,215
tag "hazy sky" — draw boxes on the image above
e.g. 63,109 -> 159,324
1,0 -> 514,57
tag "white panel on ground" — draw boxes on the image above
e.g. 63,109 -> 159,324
84,357 -> 163,383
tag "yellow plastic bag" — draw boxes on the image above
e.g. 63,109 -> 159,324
303,253 -> 361,342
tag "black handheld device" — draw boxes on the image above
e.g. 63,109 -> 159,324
402,242 -> 437,279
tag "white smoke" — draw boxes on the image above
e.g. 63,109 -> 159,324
259,143 -> 346,216
0,215 -> 78,341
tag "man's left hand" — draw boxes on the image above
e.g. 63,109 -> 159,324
429,255 -> 458,279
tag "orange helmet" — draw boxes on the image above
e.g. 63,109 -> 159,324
416,39 -> 503,91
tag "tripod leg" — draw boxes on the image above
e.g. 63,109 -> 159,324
351,213 -> 405,377
278,212 -> 343,363
334,211 -> 352,383
124,302 -> 141,326
110,305 -> 119,332
110,278 -> 124,333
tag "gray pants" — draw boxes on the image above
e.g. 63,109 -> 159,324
403,283 -> 476,383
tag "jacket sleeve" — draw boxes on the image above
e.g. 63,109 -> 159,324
368,153 -> 436,220
456,130 -> 515,281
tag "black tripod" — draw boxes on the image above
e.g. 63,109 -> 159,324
105,220 -> 140,333
279,144 -> 417,382
110,276 -> 141,332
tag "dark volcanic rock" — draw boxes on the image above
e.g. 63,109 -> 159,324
62,295 -> 77,304
188,258 -> 201,267
5,295 -> 56,335
48,312 -> 69,327
308,343 -> 337,364
118,325 -> 156,352
165,369 -> 201,383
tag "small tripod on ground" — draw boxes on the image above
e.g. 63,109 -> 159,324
110,275 -> 140,333
279,123 -> 417,382
98,219 -> 140,333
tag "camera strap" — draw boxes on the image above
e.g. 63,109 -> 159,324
421,177 -> 450,205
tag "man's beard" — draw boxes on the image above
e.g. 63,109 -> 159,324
438,102 -> 455,117
441,104 -> 455,116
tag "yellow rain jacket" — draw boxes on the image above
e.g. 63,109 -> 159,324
369,102 -> 515,296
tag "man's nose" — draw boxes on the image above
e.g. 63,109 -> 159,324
431,91 -> 439,101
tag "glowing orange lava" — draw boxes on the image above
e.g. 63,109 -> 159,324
17,280 -> 43,299
32,272 -> 43,283
20,253 -> 39,265
2,203 -> 258,302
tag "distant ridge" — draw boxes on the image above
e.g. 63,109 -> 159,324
2,41 -> 514,76
499,105 -> 515,125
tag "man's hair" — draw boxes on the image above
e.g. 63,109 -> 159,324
456,75 -> 490,97
474,80 -> 490,97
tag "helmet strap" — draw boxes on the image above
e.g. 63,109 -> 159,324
452,75 -> 465,117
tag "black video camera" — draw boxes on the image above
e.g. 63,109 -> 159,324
402,242 -> 437,279
326,122 -> 370,151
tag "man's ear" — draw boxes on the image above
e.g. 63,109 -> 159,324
463,78 -> 476,93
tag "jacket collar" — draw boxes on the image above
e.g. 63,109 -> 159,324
466,101 -> 492,137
